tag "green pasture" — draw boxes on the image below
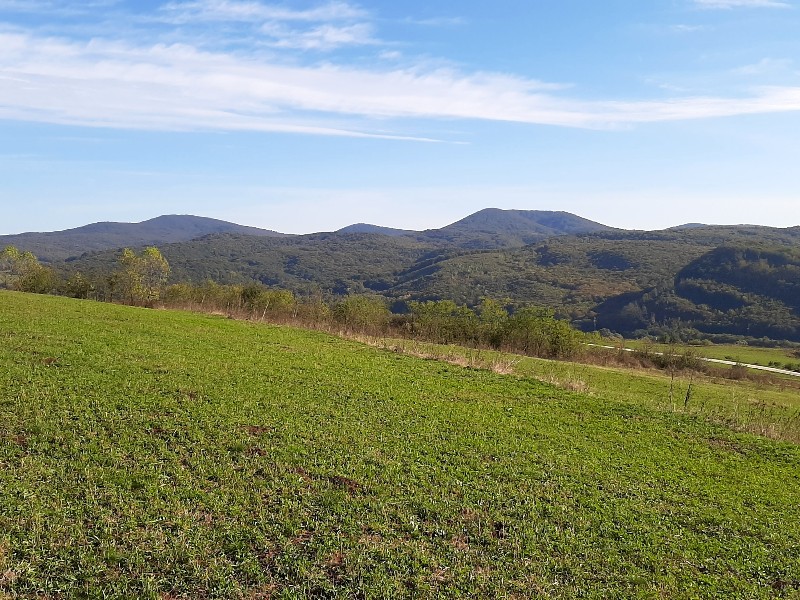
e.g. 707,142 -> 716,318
619,339 -> 800,370
371,338 -> 800,442
1,292 -> 799,598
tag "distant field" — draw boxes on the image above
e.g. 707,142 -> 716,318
370,338 -> 800,441
1,292 -> 800,598
619,340 -> 800,370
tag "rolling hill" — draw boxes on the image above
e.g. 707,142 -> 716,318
336,223 -> 414,236
0,215 -> 284,262
10,210 -> 800,342
3,292 -> 799,596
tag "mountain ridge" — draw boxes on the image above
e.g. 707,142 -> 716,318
3,209 -> 613,261
0,215 -> 284,262
7,209 -> 800,342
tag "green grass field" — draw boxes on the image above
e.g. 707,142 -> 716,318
1,292 -> 800,598
619,339 -> 800,371
366,338 -> 800,442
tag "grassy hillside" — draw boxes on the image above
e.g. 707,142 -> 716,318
1,292 -> 799,598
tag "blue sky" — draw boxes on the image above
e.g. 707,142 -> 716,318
1,0 -> 799,234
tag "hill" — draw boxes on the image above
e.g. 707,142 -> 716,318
335,209 -> 615,249
384,226 -> 800,337
47,223 -> 800,341
336,223 -> 414,236
0,215 -> 284,262
595,244 -> 800,341
4,209 -> 613,264
420,208 -> 614,248
2,291 -> 799,597
13,212 -> 800,342
443,208 -> 612,237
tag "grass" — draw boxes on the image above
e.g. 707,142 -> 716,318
620,339 -> 800,371
1,291 -> 800,598
355,337 -> 800,443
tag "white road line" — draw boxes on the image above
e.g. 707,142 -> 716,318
586,344 -> 800,378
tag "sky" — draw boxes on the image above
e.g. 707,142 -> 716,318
1,0 -> 799,235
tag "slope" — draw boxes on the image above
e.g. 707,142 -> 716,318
0,215 -> 284,262
1,292 -> 799,597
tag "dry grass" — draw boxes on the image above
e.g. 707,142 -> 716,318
346,335 -> 599,394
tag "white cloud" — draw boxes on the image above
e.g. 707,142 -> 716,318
1,29 -> 800,138
403,16 -> 466,27
158,0 -> 367,24
671,24 -> 706,32
693,0 -> 791,8
733,57 -> 794,75
154,1 -> 377,52
261,22 -> 378,50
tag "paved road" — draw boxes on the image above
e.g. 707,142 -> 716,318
587,344 -> 800,378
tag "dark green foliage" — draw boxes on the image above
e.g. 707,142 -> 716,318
678,246 -> 800,312
595,245 -> 800,341
16,214 -> 800,343
333,296 -> 390,333
0,245 -> 57,294
406,299 -> 583,358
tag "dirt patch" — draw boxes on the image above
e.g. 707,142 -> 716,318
706,437 -> 747,456
327,475 -> 364,495
243,425 -> 273,436
325,551 -> 346,583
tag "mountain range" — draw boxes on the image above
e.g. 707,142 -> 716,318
1,208 -> 612,262
0,215 -> 284,263
4,208 -> 800,342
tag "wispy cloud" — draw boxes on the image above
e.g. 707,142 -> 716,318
158,0 -> 367,24
2,1 -> 800,139
261,21 -> 378,50
693,0 -> 791,9
2,29 -> 800,138
0,0 -> 122,17
733,57 -> 794,75
152,0 -> 378,51
403,16 -> 466,27
671,24 -> 706,32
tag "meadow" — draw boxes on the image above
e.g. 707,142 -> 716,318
363,338 -> 800,443
618,339 -> 800,372
1,291 -> 799,598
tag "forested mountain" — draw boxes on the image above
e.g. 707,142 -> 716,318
10,210 -> 800,342
53,232 -> 448,296
416,209 -> 615,249
0,215 -> 284,262
336,224 -> 414,236
335,209 -> 614,248
4,209 -> 612,262
440,208 -> 613,238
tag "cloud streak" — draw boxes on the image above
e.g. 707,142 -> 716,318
1,14 -> 800,138
693,0 -> 791,8
158,0 -> 367,24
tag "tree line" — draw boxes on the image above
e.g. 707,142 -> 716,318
1,244 -> 586,360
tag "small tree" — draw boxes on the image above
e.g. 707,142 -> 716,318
478,298 -> 509,349
65,272 -> 94,299
116,247 -> 170,305
334,296 -> 390,334
0,246 -> 56,293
